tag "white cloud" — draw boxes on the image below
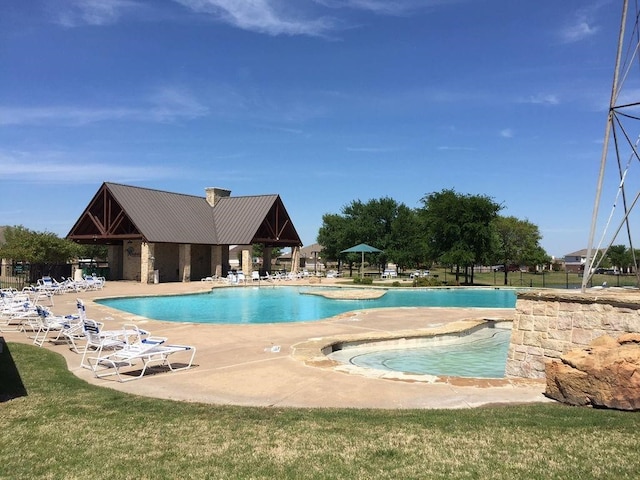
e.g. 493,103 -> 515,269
49,0 -> 455,36
147,87 -> 210,122
54,0 -> 143,27
559,3 -> 609,43
315,0 -> 455,15
437,146 -> 476,151
174,0 -> 336,36
0,150 -> 177,184
500,128 -> 514,138
0,87 -> 209,126
561,21 -> 599,43
0,106 -> 137,126
524,94 -> 560,105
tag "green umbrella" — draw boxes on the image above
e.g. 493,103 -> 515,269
341,243 -> 383,277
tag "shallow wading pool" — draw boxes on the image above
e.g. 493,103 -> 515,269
327,323 -> 512,378
96,286 -> 516,324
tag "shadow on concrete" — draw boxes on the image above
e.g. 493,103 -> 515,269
0,337 -> 28,402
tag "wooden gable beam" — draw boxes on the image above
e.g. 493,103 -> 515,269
68,182 -> 143,243
252,198 -> 301,246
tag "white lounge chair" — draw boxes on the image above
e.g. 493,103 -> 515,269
82,274 -> 105,290
0,291 -> 39,332
87,337 -> 196,382
35,277 -> 59,295
32,305 -> 79,347
79,319 -> 143,369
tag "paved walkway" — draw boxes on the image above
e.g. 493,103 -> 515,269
2,280 -> 552,409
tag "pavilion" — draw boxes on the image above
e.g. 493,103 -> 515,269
67,182 -> 302,283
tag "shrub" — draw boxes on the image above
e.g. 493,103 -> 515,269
353,276 -> 373,285
412,276 -> 441,287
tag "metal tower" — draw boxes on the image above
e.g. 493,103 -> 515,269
582,0 -> 640,291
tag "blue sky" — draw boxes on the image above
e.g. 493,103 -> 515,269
0,0 -> 632,258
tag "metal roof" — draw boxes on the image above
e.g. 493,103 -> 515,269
106,183 -> 216,244
68,182 -> 302,247
213,194 -> 280,245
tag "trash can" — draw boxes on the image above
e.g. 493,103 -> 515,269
153,270 -> 159,284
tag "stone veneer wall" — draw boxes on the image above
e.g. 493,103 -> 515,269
506,289 -> 640,379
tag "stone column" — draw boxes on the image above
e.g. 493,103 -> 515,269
179,244 -> 191,282
242,248 -> 251,276
212,245 -> 223,278
291,246 -> 300,274
140,242 -> 155,284
0,257 -> 9,277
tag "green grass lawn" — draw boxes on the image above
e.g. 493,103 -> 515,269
1,343 -> 639,479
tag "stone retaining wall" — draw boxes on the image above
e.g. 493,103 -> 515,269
506,289 -> 640,378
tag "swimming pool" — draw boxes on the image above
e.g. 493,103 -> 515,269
96,287 -> 516,324
327,324 -> 511,378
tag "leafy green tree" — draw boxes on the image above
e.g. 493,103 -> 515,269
0,226 -> 79,264
492,216 -> 548,285
251,244 -> 282,264
77,243 -> 108,263
317,197 -> 424,275
387,205 -> 425,271
317,213 -> 352,268
0,225 -> 81,280
419,189 -> 501,284
522,245 -> 551,272
607,245 -> 631,273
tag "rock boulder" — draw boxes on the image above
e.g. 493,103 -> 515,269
545,334 -> 640,410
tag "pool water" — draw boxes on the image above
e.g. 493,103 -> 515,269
329,326 -> 511,378
97,286 -> 516,324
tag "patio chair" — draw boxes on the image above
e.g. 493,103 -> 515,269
32,306 -> 79,347
1,303 -> 38,332
35,276 -> 66,296
82,274 -> 105,290
0,290 -> 41,332
79,319 -> 143,369
86,336 -> 196,382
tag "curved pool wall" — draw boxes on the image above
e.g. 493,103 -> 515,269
327,322 -> 512,379
95,286 -> 517,324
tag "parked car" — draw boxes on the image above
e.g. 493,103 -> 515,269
594,268 -> 617,275
493,265 -> 521,272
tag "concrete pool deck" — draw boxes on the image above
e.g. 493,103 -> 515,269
2,280 -> 553,409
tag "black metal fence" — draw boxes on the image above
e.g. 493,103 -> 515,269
1,262 -> 72,289
0,276 -> 28,291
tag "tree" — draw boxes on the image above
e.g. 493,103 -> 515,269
492,216 -> 548,285
419,189 -> 501,284
0,225 -> 81,280
77,243 -> 108,264
251,244 -> 282,265
387,205 -> 425,271
317,197 -> 424,275
607,245 -> 631,273
0,226 -> 79,264
317,213 -> 351,267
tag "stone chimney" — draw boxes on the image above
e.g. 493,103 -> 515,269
205,187 -> 231,207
